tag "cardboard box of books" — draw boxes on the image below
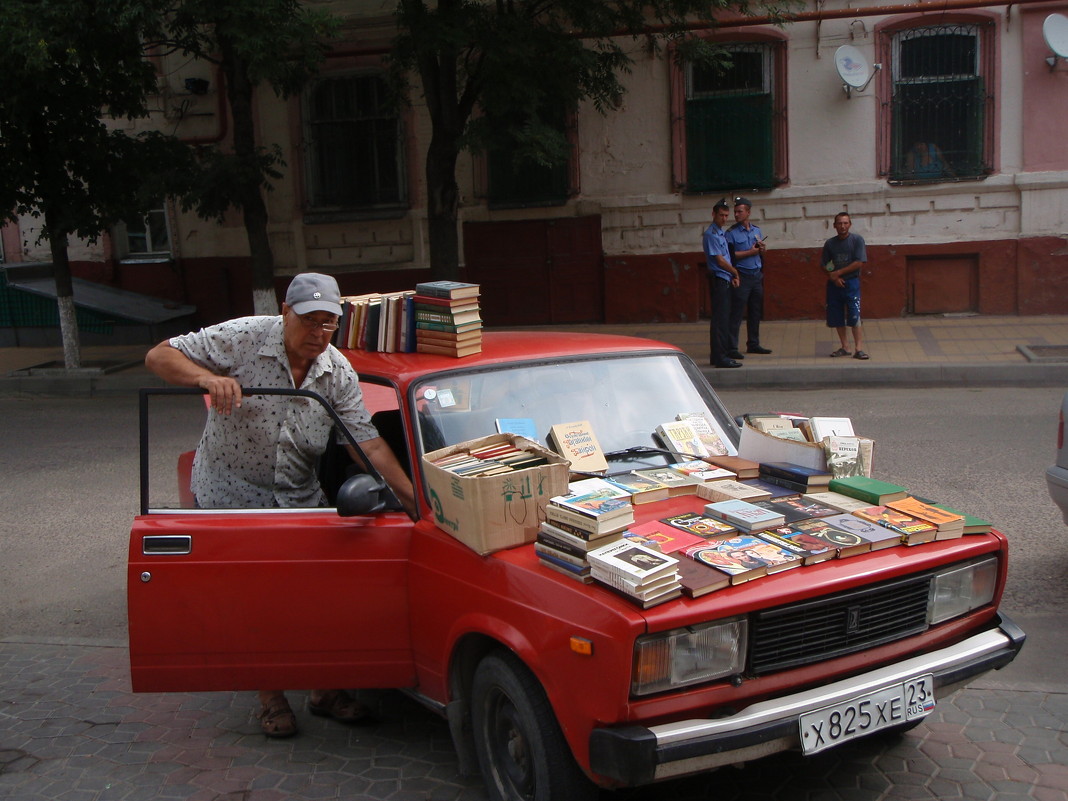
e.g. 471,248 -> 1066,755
738,423 -> 874,477
422,433 -> 570,555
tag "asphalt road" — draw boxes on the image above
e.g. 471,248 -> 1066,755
1,386 -> 1063,643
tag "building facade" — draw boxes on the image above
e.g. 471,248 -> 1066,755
3,0 -> 1067,328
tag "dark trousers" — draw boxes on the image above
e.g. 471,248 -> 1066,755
729,270 -> 764,351
708,275 -> 733,365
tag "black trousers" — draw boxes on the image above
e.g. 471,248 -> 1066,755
729,270 -> 764,351
708,274 -> 733,365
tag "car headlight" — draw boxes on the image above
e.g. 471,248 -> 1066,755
928,556 -> 998,625
632,617 -> 748,696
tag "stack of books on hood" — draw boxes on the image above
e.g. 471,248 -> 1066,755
586,538 -> 682,608
536,478 -> 635,583
413,281 -> 483,357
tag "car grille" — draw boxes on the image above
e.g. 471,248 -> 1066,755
747,573 -> 932,675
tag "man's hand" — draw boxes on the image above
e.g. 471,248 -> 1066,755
198,375 -> 243,415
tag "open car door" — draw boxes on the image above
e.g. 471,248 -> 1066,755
128,388 -> 416,693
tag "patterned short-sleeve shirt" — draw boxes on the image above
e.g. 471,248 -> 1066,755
170,315 -> 378,508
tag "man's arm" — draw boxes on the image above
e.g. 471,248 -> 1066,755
145,340 -> 243,414
345,438 -> 418,519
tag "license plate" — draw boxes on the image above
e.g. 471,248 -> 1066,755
799,674 -> 935,755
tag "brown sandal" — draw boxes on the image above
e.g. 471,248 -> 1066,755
258,695 -> 297,738
308,689 -> 378,725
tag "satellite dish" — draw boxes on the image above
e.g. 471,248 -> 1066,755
834,45 -> 881,97
1043,13 -> 1068,68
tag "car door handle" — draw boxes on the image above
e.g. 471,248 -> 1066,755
142,535 -> 192,555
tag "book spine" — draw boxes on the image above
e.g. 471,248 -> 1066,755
760,474 -> 809,493
589,567 -> 647,593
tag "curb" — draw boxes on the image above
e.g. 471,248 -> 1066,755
701,362 -> 1068,389
2,363 -> 1066,398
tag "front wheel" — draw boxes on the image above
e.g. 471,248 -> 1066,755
471,651 -> 598,801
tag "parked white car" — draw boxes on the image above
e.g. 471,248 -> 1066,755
1045,392 -> 1068,523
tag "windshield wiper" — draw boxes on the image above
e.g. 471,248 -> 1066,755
603,445 -> 682,461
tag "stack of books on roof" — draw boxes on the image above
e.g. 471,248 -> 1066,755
586,538 -> 682,608
413,281 -> 483,357
536,478 -> 635,583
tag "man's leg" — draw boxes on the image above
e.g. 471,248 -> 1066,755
710,276 -> 737,366
727,281 -> 747,356
745,273 -> 768,352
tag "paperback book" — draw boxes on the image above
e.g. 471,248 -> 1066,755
704,499 -> 787,532
659,512 -> 737,539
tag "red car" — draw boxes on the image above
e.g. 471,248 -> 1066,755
128,332 -> 1024,801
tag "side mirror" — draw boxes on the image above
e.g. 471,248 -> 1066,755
336,474 -> 390,517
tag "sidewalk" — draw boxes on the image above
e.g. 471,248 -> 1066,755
2,314 -> 1068,395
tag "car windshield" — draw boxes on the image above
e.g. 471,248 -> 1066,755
410,352 -> 739,472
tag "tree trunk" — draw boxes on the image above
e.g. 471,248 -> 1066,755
221,35 -> 278,316
46,220 -> 81,369
425,133 -> 462,281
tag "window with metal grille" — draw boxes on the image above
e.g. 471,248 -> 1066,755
683,43 -> 784,193
885,24 -> 993,183
305,74 -> 406,210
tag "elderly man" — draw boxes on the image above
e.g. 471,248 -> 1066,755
145,272 -> 416,738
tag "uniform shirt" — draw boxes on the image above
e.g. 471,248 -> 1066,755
725,222 -> 764,273
170,315 -> 377,508
703,223 -> 732,282
821,233 -> 867,287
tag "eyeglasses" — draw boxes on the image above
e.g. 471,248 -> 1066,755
295,313 -> 339,332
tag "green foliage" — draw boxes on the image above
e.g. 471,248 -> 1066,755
178,145 -> 285,222
0,0 -> 189,241
389,0 -> 765,164
165,0 -> 339,99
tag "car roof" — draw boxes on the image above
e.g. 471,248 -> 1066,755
340,330 -> 683,389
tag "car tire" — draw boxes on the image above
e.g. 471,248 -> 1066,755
471,651 -> 598,801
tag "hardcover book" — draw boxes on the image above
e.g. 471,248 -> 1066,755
544,503 -> 634,538
828,476 -> 908,505
759,462 -> 832,487
414,280 -> 481,300
705,455 -> 760,479
676,557 -> 731,597
704,499 -> 786,532
550,490 -> 632,519
801,490 -> 873,514
695,479 -> 771,502
742,477 -> 801,499
548,420 -> 609,474
655,420 -> 709,457
918,499 -> 991,534
808,416 -> 856,441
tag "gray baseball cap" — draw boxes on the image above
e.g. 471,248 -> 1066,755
285,273 -> 342,317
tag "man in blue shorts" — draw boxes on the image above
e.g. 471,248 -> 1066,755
821,212 -> 869,360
